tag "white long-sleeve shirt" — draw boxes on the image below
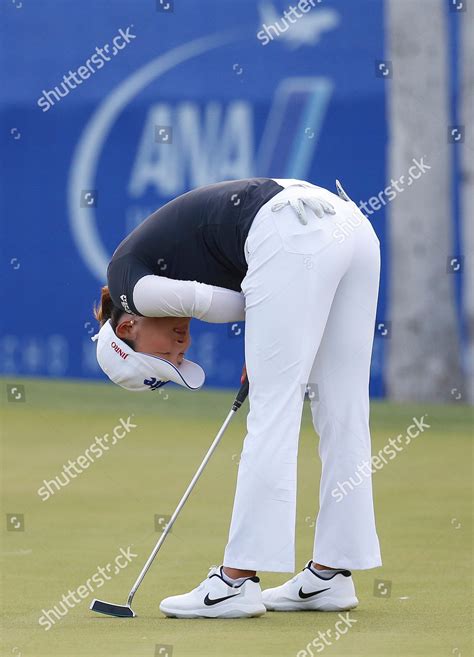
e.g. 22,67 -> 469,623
132,275 -> 245,323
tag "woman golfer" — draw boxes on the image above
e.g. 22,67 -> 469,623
93,177 -> 382,618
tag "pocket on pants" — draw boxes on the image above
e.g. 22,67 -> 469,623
270,206 -> 336,256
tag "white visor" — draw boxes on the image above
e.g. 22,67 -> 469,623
92,320 -> 205,392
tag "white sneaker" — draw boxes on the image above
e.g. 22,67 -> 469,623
159,566 -> 267,618
262,561 -> 358,612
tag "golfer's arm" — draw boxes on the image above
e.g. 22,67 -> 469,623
132,275 -> 245,322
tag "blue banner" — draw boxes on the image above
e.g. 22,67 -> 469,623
1,0 -> 387,394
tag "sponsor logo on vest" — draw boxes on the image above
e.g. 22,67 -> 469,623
111,341 -> 129,359
120,294 -> 131,313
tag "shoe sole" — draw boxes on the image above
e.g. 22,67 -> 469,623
159,604 -> 267,619
263,596 -> 359,612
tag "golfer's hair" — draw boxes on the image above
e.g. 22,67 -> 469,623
93,286 -> 135,349
93,286 -> 123,327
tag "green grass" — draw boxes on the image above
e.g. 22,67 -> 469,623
1,378 -> 472,657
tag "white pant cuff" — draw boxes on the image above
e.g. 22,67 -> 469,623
313,554 -> 382,570
223,557 -> 295,573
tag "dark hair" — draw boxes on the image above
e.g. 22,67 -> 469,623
93,286 -> 135,349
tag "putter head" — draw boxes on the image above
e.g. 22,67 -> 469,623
90,598 -> 136,618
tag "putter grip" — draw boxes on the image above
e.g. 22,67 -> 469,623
232,377 -> 249,411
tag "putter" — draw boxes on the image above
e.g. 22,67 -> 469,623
90,378 -> 249,618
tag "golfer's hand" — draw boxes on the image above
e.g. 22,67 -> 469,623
272,195 -> 335,225
241,364 -> 247,384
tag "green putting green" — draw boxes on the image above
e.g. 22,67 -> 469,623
1,378 -> 472,657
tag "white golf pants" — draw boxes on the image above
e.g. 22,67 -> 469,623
223,181 -> 382,572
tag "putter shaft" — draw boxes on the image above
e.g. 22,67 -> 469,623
125,379 -> 249,608
126,406 -> 237,607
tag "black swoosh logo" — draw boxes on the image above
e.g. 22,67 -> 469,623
298,586 -> 331,600
204,592 -> 240,606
